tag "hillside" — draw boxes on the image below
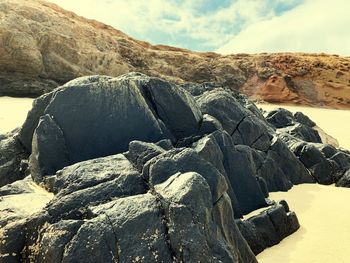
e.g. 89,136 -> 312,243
1,0 -> 350,108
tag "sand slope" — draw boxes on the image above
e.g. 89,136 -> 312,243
0,97 -> 33,134
257,184 -> 350,263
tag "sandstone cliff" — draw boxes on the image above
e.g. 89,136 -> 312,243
1,0 -> 350,109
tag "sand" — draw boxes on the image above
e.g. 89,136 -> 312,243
0,180 -> 53,216
257,184 -> 350,263
258,104 -> 350,150
0,97 -> 34,134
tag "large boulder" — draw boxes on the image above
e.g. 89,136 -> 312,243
25,73 -> 205,182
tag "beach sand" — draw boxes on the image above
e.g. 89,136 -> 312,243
0,97 -> 33,134
257,184 -> 350,263
258,104 -> 350,150
0,178 -> 53,216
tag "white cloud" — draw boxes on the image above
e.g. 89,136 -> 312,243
47,0 -> 290,50
217,0 -> 350,56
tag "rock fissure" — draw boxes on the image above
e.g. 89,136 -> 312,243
230,115 -> 250,137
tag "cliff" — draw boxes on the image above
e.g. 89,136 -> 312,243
1,0 -> 350,108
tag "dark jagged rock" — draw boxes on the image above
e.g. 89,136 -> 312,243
297,144 -> 334,184
125,140 -> 165,171
2,72 -> 349,262
29,114 -> 70,183
265,108 -> 295,128
0,132 -> 28,187
197,114 -> 223,136
264,108 -> 321,143
294,111 -> 316,127
318,144 -> 338,158
143,78 -> 203,140
283,124 -> 322,143
197,89 -> 272,151
19,92 -> 54,151
336,169 -> 350,187
237,201 -> 300,255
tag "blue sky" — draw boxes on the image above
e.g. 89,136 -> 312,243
49,0 -> 350,55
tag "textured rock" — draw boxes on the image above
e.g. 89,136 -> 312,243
2,72 -> 349,262
0,132 -> 28,187
336,169 -> 350,187
1,0 -> 350,109
27,74 -> 207,180
237,201 -> 300,255
265,108 -> 296,129
29,114 -> 69,183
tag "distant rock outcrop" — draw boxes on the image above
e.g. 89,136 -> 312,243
1,73 -> 350,262
1,0 -> 350,108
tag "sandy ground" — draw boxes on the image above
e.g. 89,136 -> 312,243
0,97 -> 33,134
258,104 -> 350,150
0,179 -> 53,216
257,184 -> 350,263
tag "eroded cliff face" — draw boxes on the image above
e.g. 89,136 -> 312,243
1,0 -> 350,108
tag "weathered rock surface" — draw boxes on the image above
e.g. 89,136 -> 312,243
1,73 -> 350,262
0,131 -> 28,187
237,201 -> 300,255
336,169 -> 350,187
1,0 -> 350,109
264,107 -> 350,186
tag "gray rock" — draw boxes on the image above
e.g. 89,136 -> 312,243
336,169 -> 350,187
125,140 -> 165,171
280,123 -> 322,143
232,115 -> 272,151
211,131 -> 268,214
29,114 -> 70,183
237,201 -> 300,255
143,78 -> 203,140
329,152 -> 350,170
266,138 -> 314,186
294,111 -> 316,127
144,148 -> 228,204
45,154 -> 147,220
198,114 -> 223,136
197,89 -> 250,135
155,172 -> 257,262
3,73 -> 334,262
19,91 -> 54,151
297,144 -> 334,184
265,108 -> 295,128
0,133 -> 28,187
43,75 -> 169,164
37,220 -> 84,263
317,144 -> 338,158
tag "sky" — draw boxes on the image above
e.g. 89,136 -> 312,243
48,0 -> 350,56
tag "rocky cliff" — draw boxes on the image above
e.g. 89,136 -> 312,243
1,73 -> 350,262
1,0 -> 350,108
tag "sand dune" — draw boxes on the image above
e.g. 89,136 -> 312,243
258,104 -> 350,150
0,97 -> 33,134
257,184 -> 350,263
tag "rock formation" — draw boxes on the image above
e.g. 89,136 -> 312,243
1,73 -> 350,262
1,0 -> 350,108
